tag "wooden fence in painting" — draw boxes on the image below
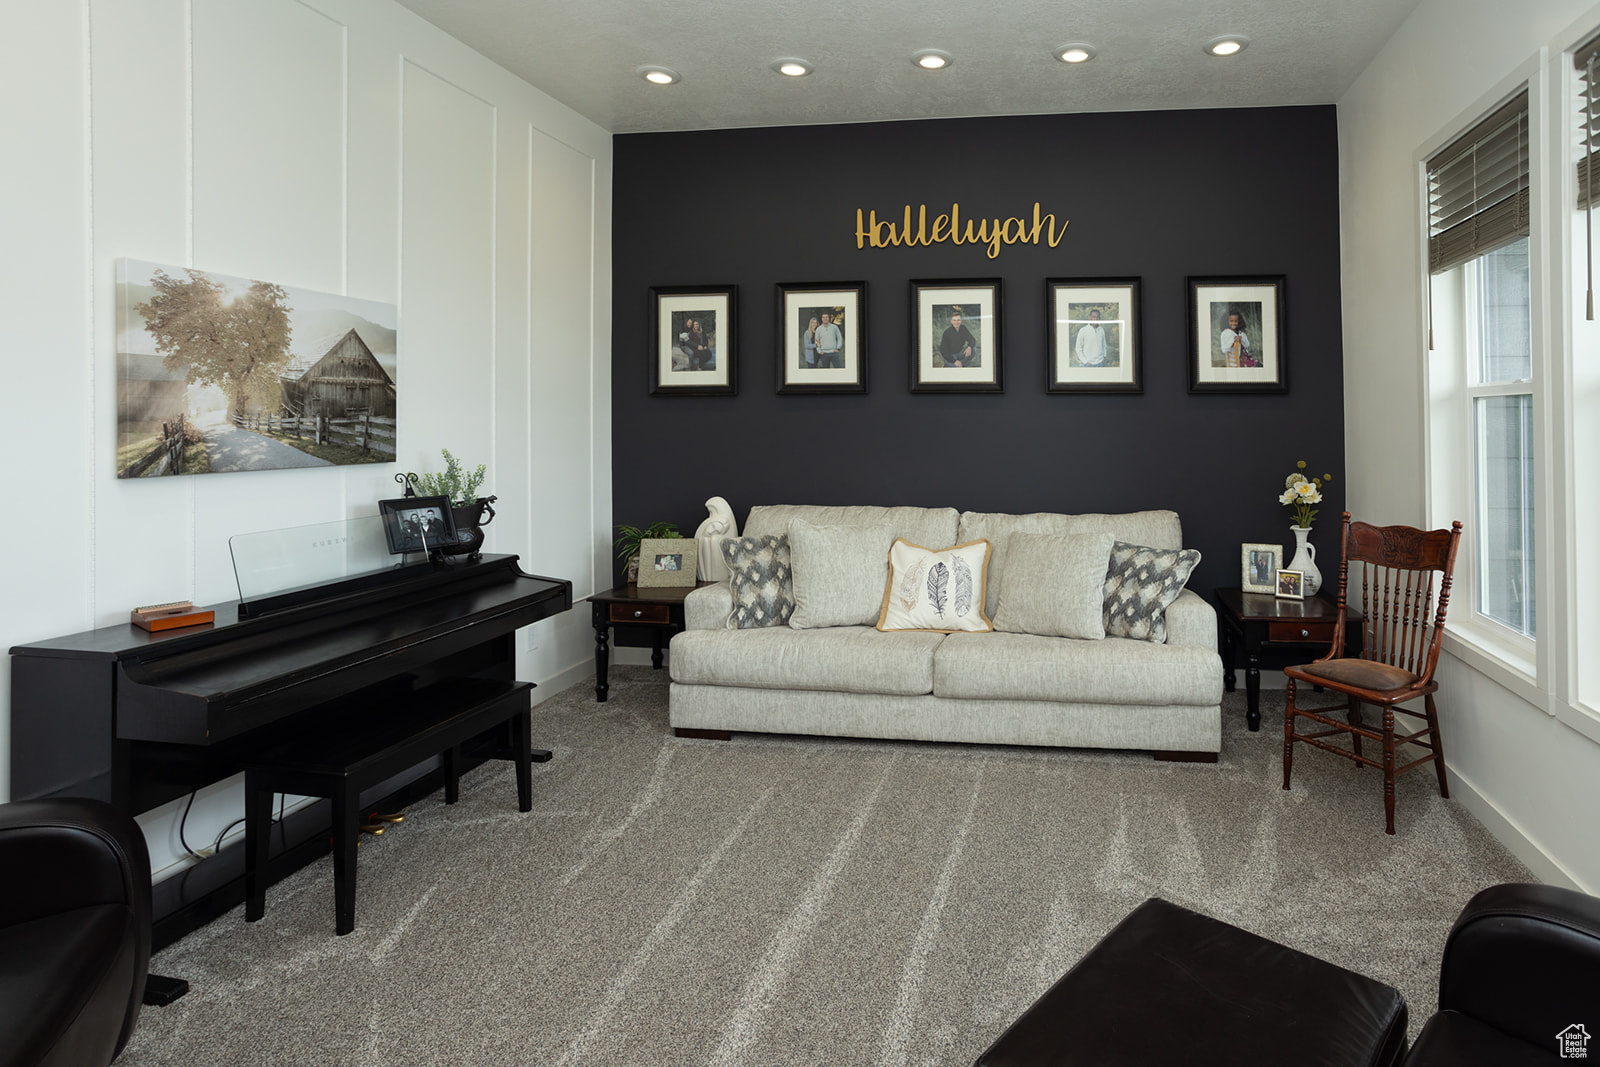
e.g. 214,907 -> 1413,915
121,414 -> 186,478
233,411 -> 396,458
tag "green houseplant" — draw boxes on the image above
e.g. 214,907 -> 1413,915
614,521 -> 682,582
407,449 -> 496,559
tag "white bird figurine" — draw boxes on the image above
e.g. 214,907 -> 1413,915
694,496 -> 739,582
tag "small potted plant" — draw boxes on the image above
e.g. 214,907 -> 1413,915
409,449 -> 496,558
614,521 -> 682,583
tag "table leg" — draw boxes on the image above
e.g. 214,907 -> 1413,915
1245,650 -> 1262,732
651,629 -> 664,670
1220,622 -> 1236,693
593,620 -> 610,703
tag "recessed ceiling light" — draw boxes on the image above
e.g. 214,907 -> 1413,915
772,58 -> 813,77
637,65 -> 680,85
1203,35 -> 1249,57
911,49 -> 954,70
1055,43 -> 1098,64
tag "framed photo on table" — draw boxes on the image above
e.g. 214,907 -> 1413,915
650,285 -> 737,396
910,279 -> 1003,393
1241,543 -> 1283,595
1275,568 -> 1306,600
776,282 -> 867,394
1187,275 -> 1287,394
1046,277 -> 1141,394
635,538 -> 699,588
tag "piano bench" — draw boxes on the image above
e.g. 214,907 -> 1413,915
243,676 -> 536,936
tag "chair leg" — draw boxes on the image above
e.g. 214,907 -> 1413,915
1347,696 -> 1363,762
1282,678 -> 1297,790
1382,707 -> 1397,835
1425,693 -> 1450,799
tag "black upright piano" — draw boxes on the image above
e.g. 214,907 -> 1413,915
8,553 -> 572,945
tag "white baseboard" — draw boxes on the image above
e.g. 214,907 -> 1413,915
1449,765 -> 1591,893
531,658 -> 596,705
610,647 -> 664,668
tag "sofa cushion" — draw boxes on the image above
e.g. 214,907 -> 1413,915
1102,541 -> 1202,643
721,534 -> 794,628
957,510 -> 1183,619
670,627 -> 945,696
878,539 -> 994,633
933,631 -> 1223,706
788,518 -> 898,629
993,531 -> 1116,640
745,504 -> 960,552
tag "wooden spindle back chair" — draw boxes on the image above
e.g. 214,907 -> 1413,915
1282,511 -> 1463,834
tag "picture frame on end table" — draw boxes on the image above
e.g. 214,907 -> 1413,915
635,538 -> 700,588
776,282 -> 867,394
1275,568 -> 1306,600
910,279 -> 1003,393
1046,277 -> 1142,394
650,285 -> 738,396
1187,275 -> 1287,394
1241,542 -> 1283,595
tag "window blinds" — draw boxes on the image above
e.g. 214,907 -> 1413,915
1577,36 -> 1600,208
1426,91 -> 1529,274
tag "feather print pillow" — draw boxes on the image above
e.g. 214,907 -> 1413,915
877,539 -> 993,633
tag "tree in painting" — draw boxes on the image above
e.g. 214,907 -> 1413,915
135,269 -> 294,419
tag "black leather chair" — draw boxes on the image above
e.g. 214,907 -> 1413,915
1403,883 -> 1600,1065
0,798 -> 152,1067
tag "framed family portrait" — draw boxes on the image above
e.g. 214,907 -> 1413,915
377,496 -> 457,556
1187,276 -> 1287,394
909,279 -> 1003,393
650,285 -> 737,396
1046,277 -> 1142,394
635,538 -> 699,588
776,282 -> 867,394
1276,568 -> 1306,600
1241,542 -> 1283,595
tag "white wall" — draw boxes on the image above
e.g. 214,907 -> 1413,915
0,0 -> 612,876
1339,0 -> 1600,890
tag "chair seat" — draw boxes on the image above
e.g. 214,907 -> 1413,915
1402,1009 -> 1560,1066
1288,657 -> 1421,695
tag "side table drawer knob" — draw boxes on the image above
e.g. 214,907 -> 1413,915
1301,628 -> 1309,638
634,610 -> 643,618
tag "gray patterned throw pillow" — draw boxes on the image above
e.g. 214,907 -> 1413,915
1102,540 -> 1201,642
722,535 -> 794,628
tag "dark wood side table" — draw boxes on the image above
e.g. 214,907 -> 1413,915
1213,587 -> 1363,732
587,584 -> 703,702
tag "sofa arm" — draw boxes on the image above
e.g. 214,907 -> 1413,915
1435,882 -> 1600,1052
685,582 -> 733,630
1163,589 -> 1216,649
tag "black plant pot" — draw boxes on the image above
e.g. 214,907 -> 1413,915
439,495 -> 496,560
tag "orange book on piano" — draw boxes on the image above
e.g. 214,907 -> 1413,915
133,610 -> 215,632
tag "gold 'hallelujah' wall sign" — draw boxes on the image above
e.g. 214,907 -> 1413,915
854,202 -> 1068,259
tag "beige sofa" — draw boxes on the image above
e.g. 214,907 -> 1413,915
667,505 -> 1224,759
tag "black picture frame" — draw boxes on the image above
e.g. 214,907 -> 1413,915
1187,275 -> 1288,394
378,496 -> 458,556
1045,277 -> 1143,394
909,278 -> 1003,394
775,281 -> 868,394
650,284 -> 738,397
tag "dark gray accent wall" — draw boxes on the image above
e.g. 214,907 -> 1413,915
612,107 -> 1344,598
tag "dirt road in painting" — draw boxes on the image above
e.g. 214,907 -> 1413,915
204,424 -> 332,472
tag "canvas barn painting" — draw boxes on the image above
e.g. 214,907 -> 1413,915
116,259 -> 398,478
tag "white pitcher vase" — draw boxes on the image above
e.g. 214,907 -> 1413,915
1288,525 -> 1322,596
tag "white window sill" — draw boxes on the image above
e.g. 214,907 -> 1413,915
1553,699 -> 1600,747
1441,626 -> 1542,709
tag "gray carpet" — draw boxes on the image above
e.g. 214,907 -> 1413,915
120,667 -> 1530,1066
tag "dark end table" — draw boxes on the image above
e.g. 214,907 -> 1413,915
587,584 -> 704,702
1213,587 -> 1363,732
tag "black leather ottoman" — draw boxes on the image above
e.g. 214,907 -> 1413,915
975,897 -> 1408,1067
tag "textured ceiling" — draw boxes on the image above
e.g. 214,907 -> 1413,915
393,0 -> 1423,134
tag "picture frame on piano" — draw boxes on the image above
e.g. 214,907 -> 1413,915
378,496 -> 458,556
